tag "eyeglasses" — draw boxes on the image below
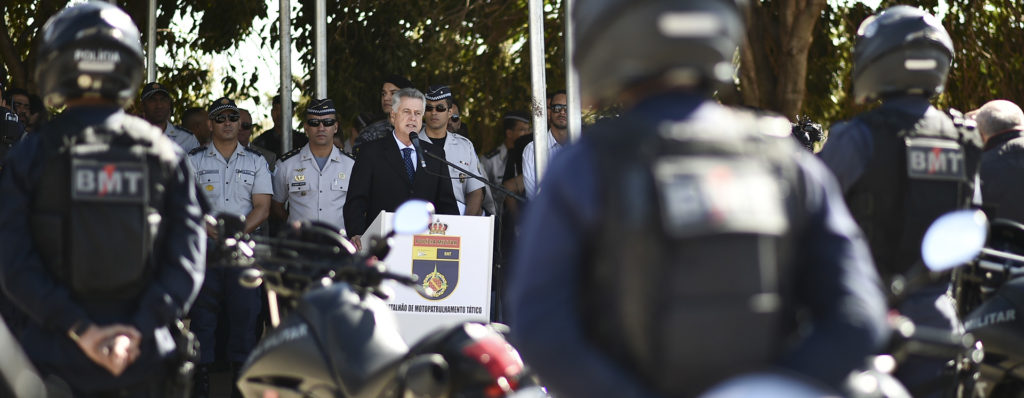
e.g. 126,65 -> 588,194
211,114 -> 240,123
425,105 -> 448,113
306,118 -> 336,127
549,104 -> 568,114
450,114 -> 460,122
240,122 -> 253,130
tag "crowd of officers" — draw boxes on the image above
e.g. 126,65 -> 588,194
3,0 -> 1024,397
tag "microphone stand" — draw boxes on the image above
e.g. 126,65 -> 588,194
421,150 -> 527,203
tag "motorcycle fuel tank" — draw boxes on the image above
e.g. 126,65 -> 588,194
963,277 -> 1024,361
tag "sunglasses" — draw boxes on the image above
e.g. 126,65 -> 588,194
306,118 -> 337,127
425,105 -> 448,113
240,122 -> 253,130
549,104 -> 568,114
211,114 -> 240,123
451,114 -> 460,122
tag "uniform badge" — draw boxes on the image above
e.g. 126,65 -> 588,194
338,172 -> 346,180
459,173 -> 467,183
301,191 -> 307,196
296,168 -> 305,172
205,185 -> 214,191
411,220 -> 459,300
294,174 -> 305,182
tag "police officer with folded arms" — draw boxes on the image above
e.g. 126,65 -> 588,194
187,96 -> 273,397
272,98 -> 356,230
819,7 -> 983,395
0,3 -> 204,396
507,0 -> 888,396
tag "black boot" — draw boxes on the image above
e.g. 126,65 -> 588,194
192,364 -> 210,398
230,361 -> 246,398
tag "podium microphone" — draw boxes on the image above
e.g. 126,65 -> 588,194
409,132 -> 428,169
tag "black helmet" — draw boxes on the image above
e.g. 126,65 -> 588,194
573,0 -> 746,104
35,1 -> 144,107
852,6 -> 953,104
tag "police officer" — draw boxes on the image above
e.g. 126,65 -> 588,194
480,110 -> 530,206
506,1 -> 889,397
0,2 -> 204,396
0,82 -> 24,170
421,85 -> 486,215
818,7 -> 982,395
975,100 -> 1024,223
355,74 -> 415,153
272,99 -> 356,231
187,96 -> 272,397
140,82 -> 201,152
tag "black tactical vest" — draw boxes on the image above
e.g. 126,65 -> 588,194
31,114 -> 174,300
845,106 -> 982,284
582,110 -> 807,396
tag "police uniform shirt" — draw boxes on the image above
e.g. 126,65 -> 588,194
189,143 -> 273,216
522,129 -> 564,199
272,144 -> 355,229
480,144 -> 508,186
421,131 -> 486,215
164,122 -> 200,153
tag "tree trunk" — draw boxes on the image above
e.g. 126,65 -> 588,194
739,0 -> 827,120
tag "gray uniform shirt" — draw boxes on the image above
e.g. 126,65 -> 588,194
188,143 -> 273,216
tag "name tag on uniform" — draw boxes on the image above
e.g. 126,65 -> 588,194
236,169 -> 256,176
71,159 -> 148,203
905,137 -> 966,181
197,169 -> 219,176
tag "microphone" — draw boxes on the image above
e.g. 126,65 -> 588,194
408,132 -> 428,169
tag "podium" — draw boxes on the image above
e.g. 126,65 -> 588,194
362,211 -> 494,344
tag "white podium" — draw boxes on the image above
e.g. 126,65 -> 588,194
362,211 -> 494,344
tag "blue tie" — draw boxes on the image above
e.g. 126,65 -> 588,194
402,147 -> 415,182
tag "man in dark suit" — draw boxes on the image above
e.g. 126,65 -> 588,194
344,87 -> 460,248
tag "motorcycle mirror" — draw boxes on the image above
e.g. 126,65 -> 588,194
393,200 -> 436,236
921,210 -> 989,272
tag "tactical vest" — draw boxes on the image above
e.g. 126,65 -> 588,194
30,114 -> 174,300
582,109 -> 806,396
845,107 -> 982,284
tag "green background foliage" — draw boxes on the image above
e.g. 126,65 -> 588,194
3,0 -> 1024,149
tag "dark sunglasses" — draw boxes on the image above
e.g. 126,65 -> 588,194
549,104 -> 568,113
306,118 -> 337,127
451,114 -> 460,122
240,122 -> 253,130
425,105 -> 448,113
211,114 -> 240,123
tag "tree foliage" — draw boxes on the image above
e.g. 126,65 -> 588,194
5,0 -> 1024,149
1,0 -> 266,118
290,0 -> 566,152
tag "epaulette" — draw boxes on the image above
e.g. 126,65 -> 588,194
175,124 -> 196,135
340,149 -> 355,160
279,146 -> 303,161
244,145 -> 263,156
485,147 -> 501,159
189,146 -> 207,156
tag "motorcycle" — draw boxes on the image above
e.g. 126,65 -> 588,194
923,210 -> 1024,397
211,200 -> 546,398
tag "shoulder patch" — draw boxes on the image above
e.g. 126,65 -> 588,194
279,146 -> 303,161
189,146 -> 207,156
340,149 -> 355,160
485,147 -> 501,158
